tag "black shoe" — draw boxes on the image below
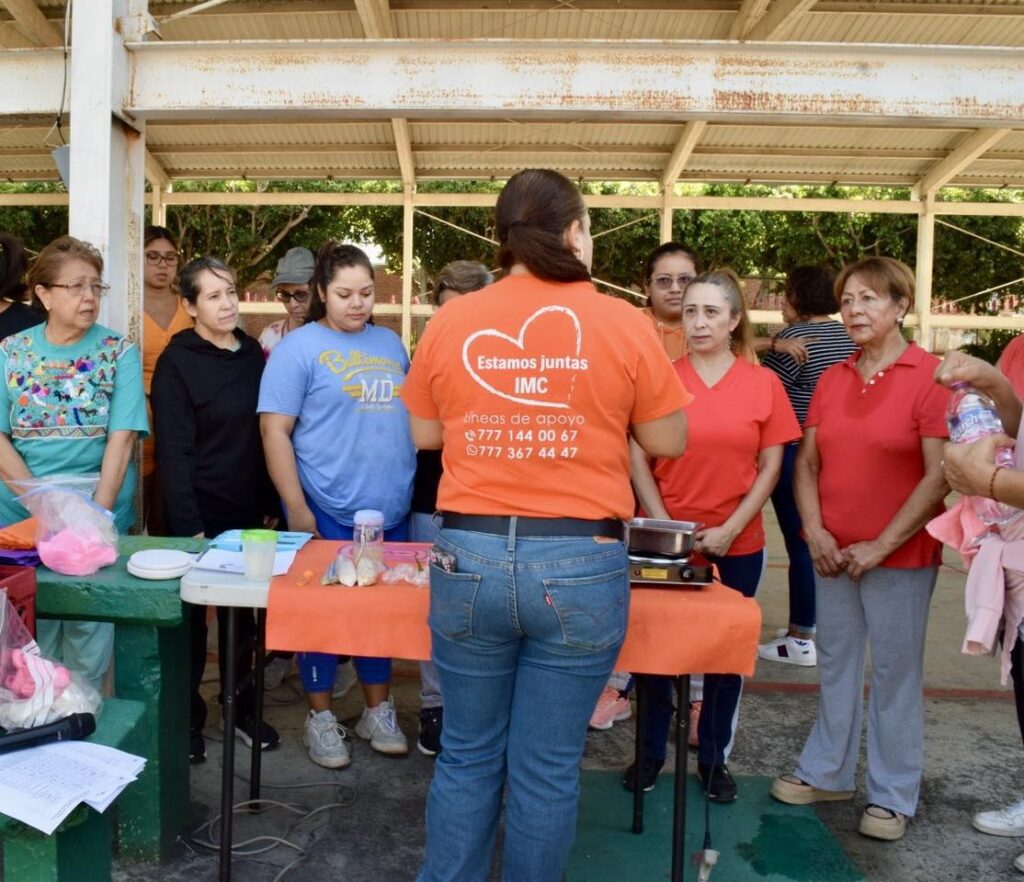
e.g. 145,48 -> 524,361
622,758 -> 665,793
227,716 -> 280,751
697,762 -> 737,803
190,731 -> 207,765
417,707 -> 443,756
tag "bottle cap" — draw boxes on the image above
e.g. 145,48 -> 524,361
353,509 -> 385,527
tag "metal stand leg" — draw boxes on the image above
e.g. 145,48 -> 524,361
250,609 -> 266,808
671,675 -> 691,882
219,608 -> 238,882
632,676 -> 648,834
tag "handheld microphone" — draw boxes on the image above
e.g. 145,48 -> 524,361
0,713 -> 96,755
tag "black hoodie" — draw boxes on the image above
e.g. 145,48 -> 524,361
151,328 -> 278,537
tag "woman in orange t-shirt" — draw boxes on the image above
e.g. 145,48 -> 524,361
403,169 -> 689,882
628,269 -> 800,802
141,226 -> 192,534
639,242 -> 700,362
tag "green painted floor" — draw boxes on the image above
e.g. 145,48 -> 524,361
568,771 -> 864,882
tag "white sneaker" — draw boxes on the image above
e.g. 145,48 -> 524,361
263,656 -> 291,690
332,659 -> 359,699
354,696 -> 409,755
1014,852 -> 1024,874
303,709 -> 351,769
758,635 -> 817,667
973,798 -> 1024,837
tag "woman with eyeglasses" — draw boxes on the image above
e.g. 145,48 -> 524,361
640,242 -> 700,362
259,247 -> 315,359
142,225 -> 192,534
0,235 -> 148,689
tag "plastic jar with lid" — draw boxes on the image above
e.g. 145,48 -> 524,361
353,509 -> 385,566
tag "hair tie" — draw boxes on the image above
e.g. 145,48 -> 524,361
507,220 -> 529,229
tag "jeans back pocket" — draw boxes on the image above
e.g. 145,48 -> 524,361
541,568 -> 628,652
428,565 -> 483,641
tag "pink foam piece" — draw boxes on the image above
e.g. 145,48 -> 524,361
38,528 -> 117,576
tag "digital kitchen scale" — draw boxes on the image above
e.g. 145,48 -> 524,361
628,553 -> 714,588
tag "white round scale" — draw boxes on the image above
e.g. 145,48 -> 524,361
127,549 -> 196,580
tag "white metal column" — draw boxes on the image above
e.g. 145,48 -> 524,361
915,197 -> 936,352
68,0 -> 147,339
401,184 -> 414,350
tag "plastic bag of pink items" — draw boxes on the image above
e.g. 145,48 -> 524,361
13,475 -> 118,576
0,593 -> 102,729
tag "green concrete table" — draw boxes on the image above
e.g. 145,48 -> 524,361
35,535 -> 206,862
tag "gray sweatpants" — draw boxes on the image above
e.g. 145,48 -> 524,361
795,565 -> 936,817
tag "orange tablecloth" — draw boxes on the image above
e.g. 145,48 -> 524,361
266,540 -> 762,677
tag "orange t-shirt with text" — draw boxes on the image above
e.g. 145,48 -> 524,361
652,357 -> 801,556
402,276 -> 692,521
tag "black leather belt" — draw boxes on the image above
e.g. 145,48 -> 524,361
440,512 -> 624,540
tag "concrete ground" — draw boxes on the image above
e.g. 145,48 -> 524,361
108,506 -> 1024,882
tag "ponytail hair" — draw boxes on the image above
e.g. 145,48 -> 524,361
495,169 -> 590,284
688,268 -> 757,363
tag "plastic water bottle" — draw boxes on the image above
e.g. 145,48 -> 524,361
946,381 -> 1018,525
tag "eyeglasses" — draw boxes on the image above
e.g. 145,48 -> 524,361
145,251 -> 179,266
47,282 -> 110,298
276,290 -> 311,304
650,274 -> 696,291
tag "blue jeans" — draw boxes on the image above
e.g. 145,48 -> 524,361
770,442 -> 815,631
410,511 -> 444,708
417,525 -> 628,882
296,497 -> 408,692
639,549 -> 765,766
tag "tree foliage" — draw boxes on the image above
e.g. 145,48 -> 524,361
2,180 -> 1021,315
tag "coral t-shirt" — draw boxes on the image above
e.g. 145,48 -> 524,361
403,275 -> 692,521
652,357 -> 801,556
806,342 -> 950,569
999,334 -> 1024,400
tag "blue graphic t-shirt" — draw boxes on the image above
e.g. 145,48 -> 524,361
258,321 -> 414,528
0,322 -> 149,531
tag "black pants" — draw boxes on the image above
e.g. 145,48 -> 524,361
190,603 -> 257,734
1012,639 -> 1024,750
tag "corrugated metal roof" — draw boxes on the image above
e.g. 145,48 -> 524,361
2,2 -> 1023,192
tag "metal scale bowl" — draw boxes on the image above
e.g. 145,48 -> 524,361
626,518 -> 713,587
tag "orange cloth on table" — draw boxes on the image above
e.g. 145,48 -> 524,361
640,307 -> 687,362
141,300 -> 193,477
266,540 -> 762,677
652,357 -> 801,556
805,342 -> 950,569
402,276 -> 692,521
0,517 -> 37,549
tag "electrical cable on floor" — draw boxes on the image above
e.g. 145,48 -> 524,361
187,777 -> 358,881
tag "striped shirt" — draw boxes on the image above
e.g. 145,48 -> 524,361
762,320 -> 857,426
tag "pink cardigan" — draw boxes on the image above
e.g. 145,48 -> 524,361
927,446 -> 1024,684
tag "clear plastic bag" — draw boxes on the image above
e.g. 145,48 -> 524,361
13,475 -> 118,576
0,592 -> 102,730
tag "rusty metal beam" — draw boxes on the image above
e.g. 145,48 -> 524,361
913,127 -> 1013,198
123,40 -> 1024,127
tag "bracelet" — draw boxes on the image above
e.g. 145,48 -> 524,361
989,466 -> 1000,502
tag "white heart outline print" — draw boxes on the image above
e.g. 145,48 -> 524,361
461,305 -> 582,409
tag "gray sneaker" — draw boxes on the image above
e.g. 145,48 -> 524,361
263,656 -> 291,690
332,658 -> 359,699
354,696 -> 408,755
303,709 -> 351,769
